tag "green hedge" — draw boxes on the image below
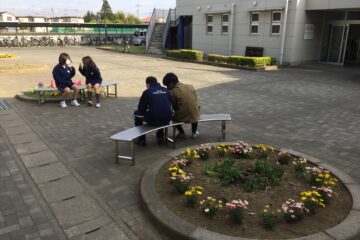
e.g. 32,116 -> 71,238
166,49 -> 203,61
208,54 -> 276,67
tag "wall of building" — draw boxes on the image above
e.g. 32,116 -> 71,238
175,0 -> 359,65
0,13 -> 17,22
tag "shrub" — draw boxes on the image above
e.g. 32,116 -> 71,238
278,151 -> 292,165
207,54 -> 230,64
260,205 -> 279,229
229,56 -> 273,67
226,199 -> 249,224
215,144 -> 230,157
200,197 -> 223,219
293,158 -> 307,177
229,141 -> 253,159
218,158 -> 245,186
166,49 -> 203,61
281,199 -> 309,223
184,186 -> 204,207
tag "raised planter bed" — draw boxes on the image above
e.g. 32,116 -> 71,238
141,142 -> 360,240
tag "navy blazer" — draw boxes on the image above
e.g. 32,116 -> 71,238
52,64 -> 75,86
138,83 -> 173,126
79,66 -> 102,84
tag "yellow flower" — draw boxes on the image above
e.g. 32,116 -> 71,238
185,191 -> 192,196
196,191 -> 202,195
301,197 -> 307,201
171,172 -> 177,177
319,202 -> 326,208
265,205 -> 270,208
325,173 -> 330,179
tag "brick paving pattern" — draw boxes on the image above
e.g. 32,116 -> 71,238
0,47 -> 359,239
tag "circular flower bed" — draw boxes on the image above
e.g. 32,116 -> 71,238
0,53 -> 15,59
155,141 -> 353,239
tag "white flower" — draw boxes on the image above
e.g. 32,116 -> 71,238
204,208 -> 210,213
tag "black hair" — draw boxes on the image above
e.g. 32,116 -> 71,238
82,56 -> 97,70
146,76 -> 157,85
163,73 -> 179,86
59,53 -> 71,65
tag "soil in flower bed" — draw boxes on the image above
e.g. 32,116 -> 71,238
156,146 -> 352,239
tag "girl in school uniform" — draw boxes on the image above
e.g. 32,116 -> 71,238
79,56 -> 103,108
52,53 -> 80,108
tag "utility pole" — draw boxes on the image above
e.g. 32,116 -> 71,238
136,4 -> 141,19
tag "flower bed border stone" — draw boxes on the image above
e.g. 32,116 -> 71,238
140,142 -> 360,240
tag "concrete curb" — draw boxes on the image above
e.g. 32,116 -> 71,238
140,143 -> 360,240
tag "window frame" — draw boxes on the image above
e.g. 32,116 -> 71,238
271,11 -> 282,36
250,12 -> 260,35
206,14 -> 214,34
221,14 -> 230,35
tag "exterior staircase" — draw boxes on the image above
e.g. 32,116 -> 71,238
147,23 -> 165,54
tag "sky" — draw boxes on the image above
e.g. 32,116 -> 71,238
0,0 -> 176,18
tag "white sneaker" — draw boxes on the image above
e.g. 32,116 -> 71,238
60,101 -> 67,108
71,99 -> 80,107
95,103 -> 101,108
191,131 -> 199,139
87,101 -> 94,106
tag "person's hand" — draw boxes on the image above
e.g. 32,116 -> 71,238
79,63 -> 82,69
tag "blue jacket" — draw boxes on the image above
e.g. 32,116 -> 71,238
79,66 -> 102,84
138,83 -> 173,126
52,64 -> 75,87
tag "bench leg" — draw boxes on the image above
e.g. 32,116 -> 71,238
114,84 -> 118,98
172,126 -> 176,149
221,120 -> 226,140
130,141 -> 135,166
107,86 -> 109,97
115,141 -> 119,164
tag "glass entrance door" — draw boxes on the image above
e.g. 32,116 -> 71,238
327,25 -> 349,64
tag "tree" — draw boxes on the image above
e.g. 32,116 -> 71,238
84,11 -> 96,23
100,0 -> 114,22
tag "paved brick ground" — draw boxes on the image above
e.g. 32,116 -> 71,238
0,47 -> 360,239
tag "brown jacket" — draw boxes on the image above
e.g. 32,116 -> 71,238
170,82 -> 200,123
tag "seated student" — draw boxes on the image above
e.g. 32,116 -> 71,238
79,56 -> 103,108
163,73 -> 200,139
52,53 -> 80,108
134,76 -> 173,146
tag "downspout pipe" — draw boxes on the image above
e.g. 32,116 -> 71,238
280,0 -> 289,65
229,3 -> 236,56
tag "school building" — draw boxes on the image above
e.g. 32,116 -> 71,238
175,0 -> 360,66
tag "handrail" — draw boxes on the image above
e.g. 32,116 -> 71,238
162,9 -> 175,49
146,9 -> 156,52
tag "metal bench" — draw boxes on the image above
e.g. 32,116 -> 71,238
110,113 -> 232,166
34,81 -> 118,104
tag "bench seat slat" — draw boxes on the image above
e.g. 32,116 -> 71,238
110,114 -> 231,142
34,81 -> 118,92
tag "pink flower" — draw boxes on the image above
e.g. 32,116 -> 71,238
291,214 -> 296,219
50,80 -> 56,88
38,81 -> 44,87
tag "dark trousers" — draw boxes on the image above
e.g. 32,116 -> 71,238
176,122 -> 198,134
134,110 -> 164,141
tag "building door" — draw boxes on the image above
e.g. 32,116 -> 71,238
326,24 -> 349,64
344,24 -> 360,66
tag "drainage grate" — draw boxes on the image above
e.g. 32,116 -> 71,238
0,99 -> 11,110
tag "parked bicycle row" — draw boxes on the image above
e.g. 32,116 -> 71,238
0,35 -> 133,48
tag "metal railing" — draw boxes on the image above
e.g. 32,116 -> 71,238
163,9 -> 176,49
146,9 -> 169,52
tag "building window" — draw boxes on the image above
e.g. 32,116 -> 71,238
222,14 -> 229,35
206,15 -> 213,34
271,11 -> 282,35
7,16 -> 12,21
250,12 -> 260,35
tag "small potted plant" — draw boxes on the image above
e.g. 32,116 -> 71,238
230,141 -> 253,159
226,199 -> 249,224
281,199 -> 309,223
259,204 -> 280,229
168,166 -> 193,193
278,151 -> 292,165
195,144 -> 212,160
199,197 -> 223,219
184,186 -> 203,207
215,144 -> 229,157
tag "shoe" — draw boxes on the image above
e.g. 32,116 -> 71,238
135,138 -> 146,147
71,99 -> 80,107
95,103 -> 101,108
191,131 -> 200,139
60,101 -> 67,108
176,133 -> 186,139
87,101 -> 94,106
